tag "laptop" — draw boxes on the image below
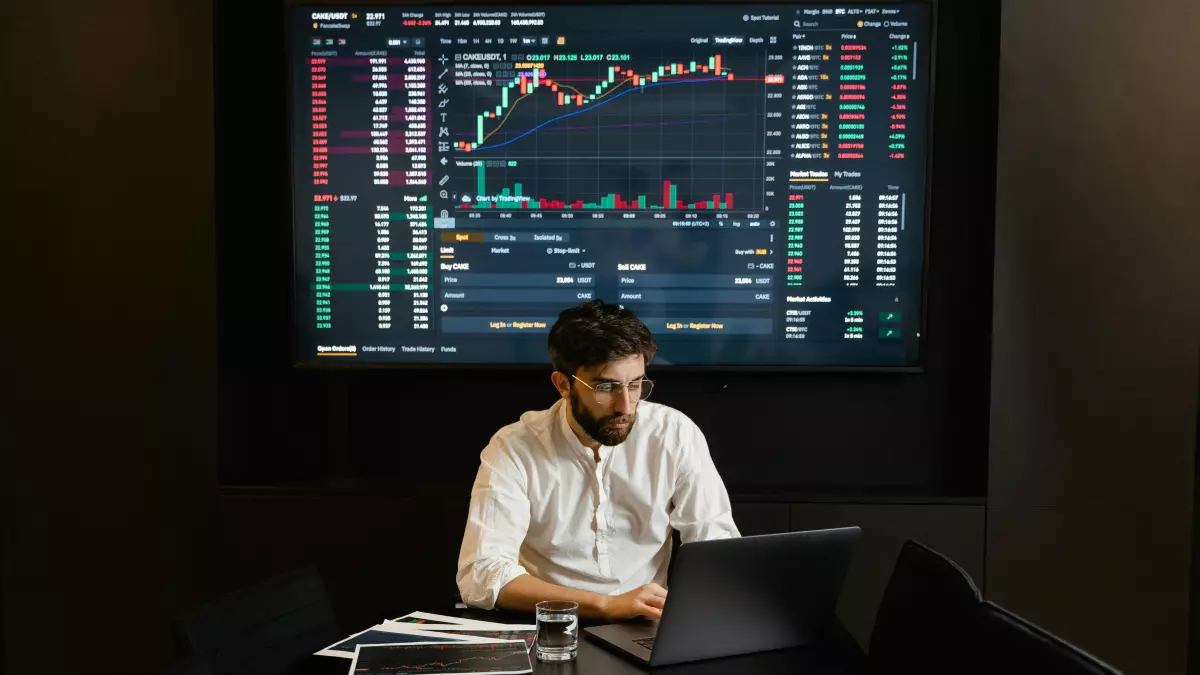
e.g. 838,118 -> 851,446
584,526 -> 861,667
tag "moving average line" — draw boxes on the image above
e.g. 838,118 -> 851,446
464,76 -> 731,152
483,76 -> 636,144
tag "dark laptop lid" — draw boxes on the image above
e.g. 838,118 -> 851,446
649,526 -> 862,667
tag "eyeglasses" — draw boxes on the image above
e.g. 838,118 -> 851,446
571,375 -> 655,405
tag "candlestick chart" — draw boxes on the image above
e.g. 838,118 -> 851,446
448,51 -> 770,213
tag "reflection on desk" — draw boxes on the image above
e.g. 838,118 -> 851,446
296,608 -> 866,675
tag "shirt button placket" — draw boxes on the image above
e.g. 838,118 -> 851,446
594,459 -> 611,577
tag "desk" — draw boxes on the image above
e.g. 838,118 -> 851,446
297,608 -> 868,675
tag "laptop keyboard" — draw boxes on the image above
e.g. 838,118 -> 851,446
633,636 -> 656,651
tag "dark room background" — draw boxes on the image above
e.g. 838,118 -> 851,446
3,1 -> 1197,675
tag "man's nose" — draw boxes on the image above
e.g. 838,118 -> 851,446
613,387 -> 636,414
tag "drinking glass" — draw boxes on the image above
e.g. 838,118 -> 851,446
535,600 -> 579,662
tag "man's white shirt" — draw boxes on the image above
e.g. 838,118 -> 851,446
456,398 -> 740,609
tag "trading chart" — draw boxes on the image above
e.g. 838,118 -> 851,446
293,4 -> 932,366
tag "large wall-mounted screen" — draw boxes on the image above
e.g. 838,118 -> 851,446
292,3 -> 933,366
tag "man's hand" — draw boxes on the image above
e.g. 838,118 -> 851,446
602,583 -> 668,621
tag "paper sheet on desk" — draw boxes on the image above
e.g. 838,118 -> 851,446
351,640 -> 531,675
315,623 -> 502,659
394,611 -> 520,628
389,623 -> 536,652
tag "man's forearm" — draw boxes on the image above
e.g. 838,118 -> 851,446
495,574 -> 610,619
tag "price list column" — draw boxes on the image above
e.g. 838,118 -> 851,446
314,200 -> 332,329
310,59 -> 332,330
786,194 -> 805,287
836,38 -> 867,160
311,57 -> 330,185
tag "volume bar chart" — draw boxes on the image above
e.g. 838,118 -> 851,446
462,165 -> 735,211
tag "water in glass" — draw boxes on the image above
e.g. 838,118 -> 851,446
535,601 -> 578,662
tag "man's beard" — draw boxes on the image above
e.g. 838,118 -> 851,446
570,389 -> 637,446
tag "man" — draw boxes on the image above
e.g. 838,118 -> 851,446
456,300 -> 740,622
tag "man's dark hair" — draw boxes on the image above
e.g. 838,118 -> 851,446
547,300 -> 657,376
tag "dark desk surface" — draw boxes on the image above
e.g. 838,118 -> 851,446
299,608 -> 869,675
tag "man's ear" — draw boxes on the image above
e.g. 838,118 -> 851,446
550,371 -> 571,399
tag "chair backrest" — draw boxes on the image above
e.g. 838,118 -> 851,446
175,564 -> 341,675
974,600 -> 1123,675
868,539 -> 983,675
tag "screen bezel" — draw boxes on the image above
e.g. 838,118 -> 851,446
286,0 -> 938,373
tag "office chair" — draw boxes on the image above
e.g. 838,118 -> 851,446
974,600 -> 1123,674
174,564 -> 341,675
868,539 -> 983,675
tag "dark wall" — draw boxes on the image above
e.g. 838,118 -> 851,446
988,1 -> 1200,673
1,0 -> 218,673
218,0 -> 999,500
1194,401 -> 1200,675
